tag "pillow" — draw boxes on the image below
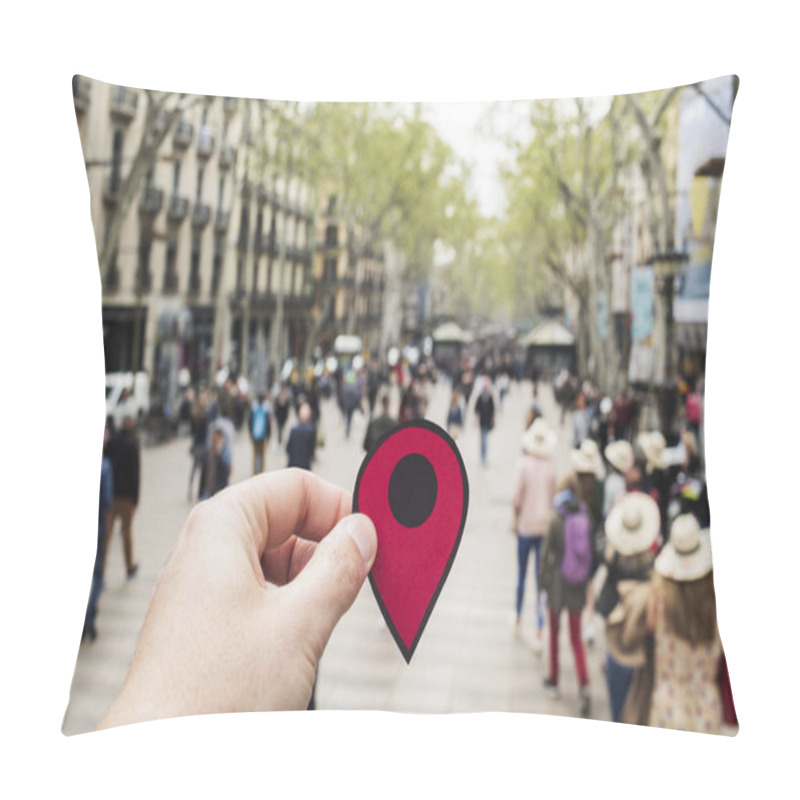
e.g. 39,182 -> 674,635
63,74 -> 737,736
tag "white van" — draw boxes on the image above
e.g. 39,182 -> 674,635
106,371 -> 150,427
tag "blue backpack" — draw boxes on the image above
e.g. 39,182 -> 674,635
560,505 -> 592,585
251,404 -> 269,441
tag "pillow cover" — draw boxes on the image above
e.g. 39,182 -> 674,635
63,74 -> 737,736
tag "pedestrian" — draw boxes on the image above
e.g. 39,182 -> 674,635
645,514 -> 722,734
273,385 -> 291,446
188,390 -> 209,500
474,376 -> 495,467
612,389 -> 634,442
446,389 -> 464,440
539,474 -> 593,717
684,385 -> 702,438
200,427 -> 231,500
249,391 -> 272,475
571,391 -> 591,448
511,418 -> 557,651
637,431 -> 671,545
524,384 -> 543,430
286,402 -> 317,471
571,438 -> 606,645
363,394 -> 396,454
83,422 -> 114,641
104,414 -> 140,580
603,440 -> 635,517
497,371 -> 510,411
342,367 -> 361,439
595,492 -> 659,723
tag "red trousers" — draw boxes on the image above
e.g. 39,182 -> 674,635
548,608 -> 589,688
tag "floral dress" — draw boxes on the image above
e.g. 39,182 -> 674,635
649,600 -> 722,734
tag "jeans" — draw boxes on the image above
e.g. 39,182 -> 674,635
252,439 -> 266,474
480,426 -> 490,465
516,536 -> 545,632
605,652 -> 635,722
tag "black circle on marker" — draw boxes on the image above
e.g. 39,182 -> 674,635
388,453 -> 438,528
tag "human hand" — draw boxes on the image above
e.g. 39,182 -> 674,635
98,469 -> 377,729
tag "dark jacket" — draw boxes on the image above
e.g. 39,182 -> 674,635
107,429 -> 140,504
474,392 -> 495,430
363,414 -> 396,453
539,495 -> 589,612
286,421 -> 316,470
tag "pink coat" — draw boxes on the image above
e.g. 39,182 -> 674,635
512,454 -> 557,536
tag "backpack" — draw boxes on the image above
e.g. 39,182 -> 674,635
251,404 -> 269,441
559,505 -> 592,585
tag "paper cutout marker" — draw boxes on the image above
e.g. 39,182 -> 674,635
353,419 -> 469,663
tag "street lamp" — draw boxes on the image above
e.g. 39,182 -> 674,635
648,249 -> 688,436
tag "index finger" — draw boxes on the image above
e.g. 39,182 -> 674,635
202,468 -> 352,556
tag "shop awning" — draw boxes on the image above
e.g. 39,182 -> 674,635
520,319 -> 575,348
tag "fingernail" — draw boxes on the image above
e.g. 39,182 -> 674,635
346,514 -> 377,565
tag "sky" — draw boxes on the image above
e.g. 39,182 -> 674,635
421,101 -> 531,219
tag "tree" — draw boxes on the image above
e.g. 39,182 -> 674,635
303,102 -> 474,354
502,97 -> 632,392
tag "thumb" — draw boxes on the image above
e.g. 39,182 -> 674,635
283,513 -> 377,657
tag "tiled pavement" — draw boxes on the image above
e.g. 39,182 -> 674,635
62,378 -> 611,735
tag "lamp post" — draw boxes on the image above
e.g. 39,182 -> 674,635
648,250 -> 688,436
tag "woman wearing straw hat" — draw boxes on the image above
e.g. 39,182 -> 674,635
511,418 -> 557,650
597,492 -> 660,722
570,438 -> 606,646
645,514 -> 722,734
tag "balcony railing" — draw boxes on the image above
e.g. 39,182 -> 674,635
72,76 -> 91,113
192,203 -> 211,229
219,145 -> 236,170
197,131 -> 215,159
167,195 -> 189,223
173,121 -> 194,150
110,86 -> 138,122
138,187 -> 164,216
214,210 -> 230,233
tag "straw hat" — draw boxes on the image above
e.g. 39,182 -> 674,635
521,418 -> 556,458
605,440 -> 634,474
655,514 -> 713,581
571,438 -> 606,480
637,431 -> 669,471
605,492 -> 660,556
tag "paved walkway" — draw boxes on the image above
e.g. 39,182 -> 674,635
62,378 -> 611,735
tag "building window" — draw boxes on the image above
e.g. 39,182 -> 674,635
324,257 -> 337,282
189,232 -> 201,293
164,240 -> 178,292
212,236 -> 223,295
217,177 -> 225,208
109,129 -> 124,193
236,256 -> 245,293
172,159 -> 181,194
137,226 -> 152,292
238,205 -> 249,250
325,223 -> 338,247
196,167 -> 204,202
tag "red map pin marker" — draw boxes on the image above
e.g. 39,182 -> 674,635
354,419 -> 469,663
